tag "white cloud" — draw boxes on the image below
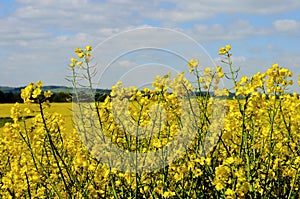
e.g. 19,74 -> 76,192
231,56 -> 247,63
188,20 -> 269,42
273,19 -> 300,33
117,60 -> 137,68
144,0 -> 300,23
0,0 -> 300,90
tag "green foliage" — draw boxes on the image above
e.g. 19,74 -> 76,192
51,92 -> 72,102
0,117 -> 13,128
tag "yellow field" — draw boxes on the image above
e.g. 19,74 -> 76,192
0,102 -> 74,131
0,103 -> 20,117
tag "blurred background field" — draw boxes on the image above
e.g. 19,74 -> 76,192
0,103 -> 73,130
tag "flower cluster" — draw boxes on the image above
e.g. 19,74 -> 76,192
69,45 -> 92,68
219,44 -> 232,55
20,80 -> 52,104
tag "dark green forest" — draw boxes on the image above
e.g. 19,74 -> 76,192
0,90 -> 73,103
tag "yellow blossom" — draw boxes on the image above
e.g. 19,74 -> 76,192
32,88 -> 42,99
70,57 -> 77,63
74,47 -> 83,53
44,90 -> 53,98
219,44 -> 231,55
225,45 -> 231,51
37,80 -> 43,87
162,191 -> 175,198
219,47 -> 227,55
77,61 -> 83,67
69,63 -> 75,68
77,52 -> 84,58
85,45 -> 92,51
187,58 -> 199,68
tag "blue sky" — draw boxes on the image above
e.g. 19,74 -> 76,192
0,0 -> 300,92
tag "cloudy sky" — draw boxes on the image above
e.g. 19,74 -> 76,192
1,0 -> 300,92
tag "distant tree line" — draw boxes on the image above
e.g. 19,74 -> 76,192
0,91 -> 110,103
0,91 -> 22,103
0,91 -> 72,103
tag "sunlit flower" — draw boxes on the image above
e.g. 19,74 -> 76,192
74,47 -> 83,53
219,44 -> 231,55
225,44 -> 231,51
44,90 -> 53,98
70,57 -> 77,63
32,88 -> 41,99
69,63 -> 75,68
85,45 -> 92,51
187,58 -> 199,68
77,61 -> 83,67
77,52 -> 84,58
37,80 -> 43,88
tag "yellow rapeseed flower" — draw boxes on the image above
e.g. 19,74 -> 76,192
217,66 -> 222,72
225,45 -> 231,51
77,61 -> 83,67
24,107 -> 31,114
44,90 -> 53,98
219,47 -> 227,55
70,57 -> 77,63
224,157 -> 235,165
85,45 -> 92,51
240,76 -> 247,84
187,58 -> 199,68
32,88 -> 42,99
219,44 -> 231,55
162,191 -> 176,198
77,52 -> 84,58
69,63 -> 75,68
74,47 -> 83,53
37,80 -> 43,87
225,188 -> 235,197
